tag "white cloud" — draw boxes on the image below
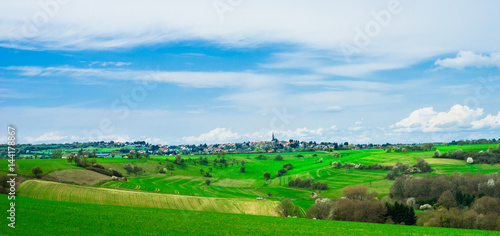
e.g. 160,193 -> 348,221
25,132 -> 68,143
471,112 -> 500,129
325,106 -> 342,112
181,126 -> 338,144
144,137 -> 166,145
183,128 -> 240,143
90,61 -> 132,67
434,51 -> 500,69
1,0 -> 499,74
348,126 -> 363,131
348,118 -> 364,131
394,105 -> 486,132
263,51 -> 421,78
245,126 -> 336,142
6,65 -> 280,88
316,62 -> 410,77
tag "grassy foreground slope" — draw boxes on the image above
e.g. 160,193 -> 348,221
2,196 -> 499,236
18,180 -> 278,216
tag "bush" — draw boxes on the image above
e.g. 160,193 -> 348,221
306,202 -> 332,220
0,175 -> 10,194
86,167 -> 123,177
32,166 -> 43,178
438,190 -> 457,209
124,164 -> 142,176
255,154 -> 267,160
337,199 -> 388,223
419,204 -> 432,210
240,166 -> 245,173
289,177 -> 327,190
205,179 -> 211,186
283,163 -> 293,170
264,172 -> 270,180
276,169 -> 287,177
107,168 -> 122,177
174,154 -> 184,166
133,166 -> 143,175
332,161 -> 342,168
0,175 -> 9,189
415,158 -> 431,172
274,155 -> 283,161
276,199 -> 295,217
92,163 -> 105,169
341,185 -> 377,200
385,170 -> 400,180
472,196 -> 500,215
124,163 -> 134,174
296,154 -> 303,157
166,163 -> 175,170
386,201 -> 416,225
203,172 -> 212,178
111,169 -> 123,177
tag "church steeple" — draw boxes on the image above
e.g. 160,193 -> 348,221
271,132 -> 277,142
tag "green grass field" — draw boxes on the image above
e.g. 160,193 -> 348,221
0,158 -> 81,176
2,143 -> 500,234
18,180 -> 278,216
4,144 -> 499,209
2,196 -> 498,236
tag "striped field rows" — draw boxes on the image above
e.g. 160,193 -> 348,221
19,180 -> 279,216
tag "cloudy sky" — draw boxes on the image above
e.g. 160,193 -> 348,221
0,0 -> 499,145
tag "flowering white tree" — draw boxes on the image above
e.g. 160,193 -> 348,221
466,157 -> 473,164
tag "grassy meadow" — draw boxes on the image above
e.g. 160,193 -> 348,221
18,180 -> 278,216
2,196 -> 499,236
2,143 -> 500,234
3,143 -> 500,208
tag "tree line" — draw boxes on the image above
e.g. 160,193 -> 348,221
433,144 -> 500,164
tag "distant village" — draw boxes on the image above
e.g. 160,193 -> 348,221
1,134 -> 497,159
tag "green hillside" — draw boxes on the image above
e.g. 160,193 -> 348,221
2,196 -> 498,236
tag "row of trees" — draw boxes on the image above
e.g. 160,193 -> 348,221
388,143 -> 435,153
418,196 -> 500,231
276,163 -> 293,177
390,173 -> 500,205
288,177 -> 328,190
331,158 -> 432,180
332,161 -> 392,171
87,163 -> 123,177
433,145 -> 500,164
385,159 -> 432,180
302,185 -> 415,225
124,163 -> 143,175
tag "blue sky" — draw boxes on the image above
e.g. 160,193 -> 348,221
0,0 -> 499,145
